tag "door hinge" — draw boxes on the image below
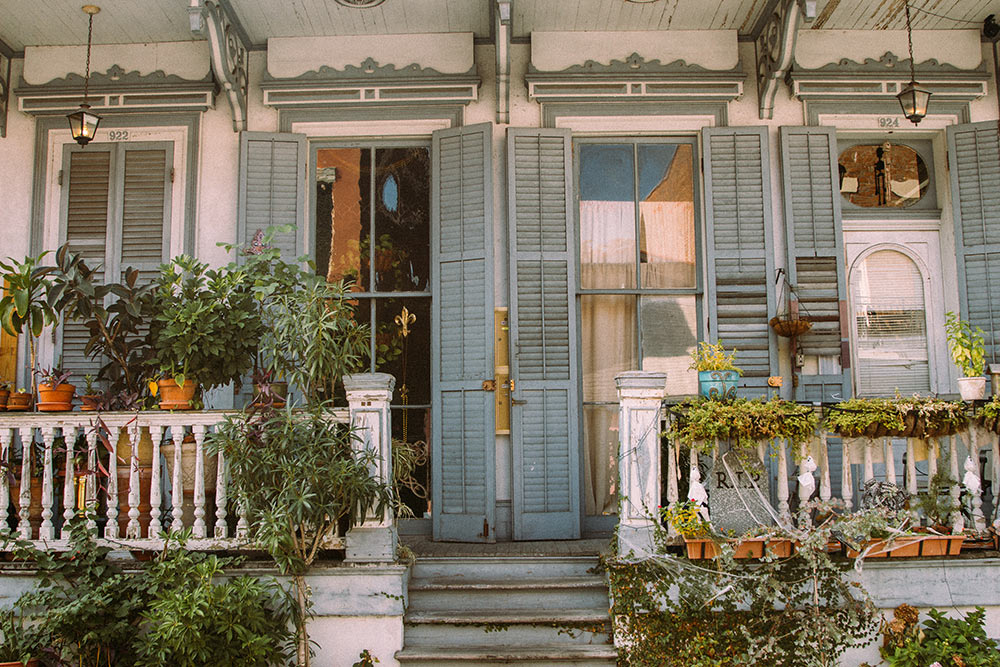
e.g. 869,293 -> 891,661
480,519 -> 489,538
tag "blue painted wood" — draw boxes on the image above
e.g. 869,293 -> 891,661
430,122 -> 496,542
703,126 -> 778,398
237,131 -> 306,262
506,128 -> 581,541
779,126 -> 851,402
947,121 -> 1000,364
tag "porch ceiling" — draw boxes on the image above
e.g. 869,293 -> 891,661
2,0 -> 1000,54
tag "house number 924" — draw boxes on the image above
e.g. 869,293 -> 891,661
107,130 -> 130,141
877,117 -> 900,128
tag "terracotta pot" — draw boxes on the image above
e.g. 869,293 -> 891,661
158,378 -> 197,410
80,394 -> 101,411
684,538 -> 719,559
36,382 -> 76,412
6,393 -> 31,411
0,388 -> 8,411
161,434 -> 218,530
846,535 -> 964,558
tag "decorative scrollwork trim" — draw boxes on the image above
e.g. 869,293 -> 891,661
192,0 -> 248,132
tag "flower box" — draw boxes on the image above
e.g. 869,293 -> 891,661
845,535 -> 964,558
684,538 -> 796,560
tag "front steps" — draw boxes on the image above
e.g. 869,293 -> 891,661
396,556 -> 617,666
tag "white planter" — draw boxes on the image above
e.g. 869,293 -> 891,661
958,376 -> 987,401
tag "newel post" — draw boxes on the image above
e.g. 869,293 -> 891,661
344,373 -> 397,563
616,371 -> 667,556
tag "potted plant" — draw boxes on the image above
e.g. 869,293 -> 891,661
79,375 -> 100,411
689,341 -> 742,400
0,252 -> 58,405
945,312 -> 986,400
0,609 -> 44,667
48,245 -> 157,407
0,381 -> 9,411
145,255 -> 262,409
34,366 -> 75,412
5,389 -> 31,412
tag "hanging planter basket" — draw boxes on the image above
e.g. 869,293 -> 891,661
769,316 -> 812,338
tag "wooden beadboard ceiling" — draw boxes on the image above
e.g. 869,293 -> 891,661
3,0 -> 1000,52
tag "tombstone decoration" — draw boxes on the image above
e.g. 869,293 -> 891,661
707,450 -> 774,535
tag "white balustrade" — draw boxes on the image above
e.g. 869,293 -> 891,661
0,375 -> 389,554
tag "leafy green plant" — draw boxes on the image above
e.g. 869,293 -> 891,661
0,252 -> 58,400
262,275 -> 369,404
135,540 -> 295,667
48,245 -> 157,402
661,500 -> 709,538
608,501 -> 883,667
146,255 -> 263,393
667,397 -> 818,454
34,366 -> 72,388
880,605 -> 1000,667
916,472 -> 960,528
689,341 -> 742,374
823,396 -> 968,438
945,311 -> 986,378
207,404 -> 394,667
0,608 -> 46,664
352,650 -> 380,667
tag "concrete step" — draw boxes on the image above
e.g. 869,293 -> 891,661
395,644 -> 618,666
410,556 -> 600,581
403,608 -> 612,646
407,575 -> 609,611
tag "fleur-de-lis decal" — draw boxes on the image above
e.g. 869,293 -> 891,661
395,306 -> 416,338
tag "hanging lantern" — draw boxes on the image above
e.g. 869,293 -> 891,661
897,81 -> 931,124
67,5 -> 102,146
897,1 -> 931,124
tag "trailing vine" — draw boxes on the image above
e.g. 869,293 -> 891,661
823,396 -> 967,439
666,397 -> 819,453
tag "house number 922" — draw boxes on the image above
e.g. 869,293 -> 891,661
107,130 -> 131,141
877,117 -> 900,128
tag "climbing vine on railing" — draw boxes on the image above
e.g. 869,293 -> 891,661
666,397 -> 819,453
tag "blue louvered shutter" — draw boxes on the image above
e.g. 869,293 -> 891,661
779,126 -> 851,402
237,132 -> 306,261
507,128 -> 581,541
431,123 -> 496,542
703,127 -> 778,397
947,121 -> 1000,365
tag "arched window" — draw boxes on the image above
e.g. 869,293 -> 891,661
850,249 -> 930,395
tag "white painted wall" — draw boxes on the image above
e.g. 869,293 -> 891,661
0,58 -> 35,263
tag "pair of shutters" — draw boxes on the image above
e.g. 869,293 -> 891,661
705,126 -> 851,402
237,127 -> 580,542
61,143 -> 172,379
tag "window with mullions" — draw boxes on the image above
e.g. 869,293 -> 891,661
576,139 -> 701,516
314,144 -> 431,517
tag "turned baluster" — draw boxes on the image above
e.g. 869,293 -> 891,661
60,427 -> 77,539
170,428 -> 184,530
0,429 -> 11,534
85,428 -> 98,534
104,425 -> 119,539
236,496 -> 249,540
665,424 -> 679,537
125,422 -> 141,539
965,429 -> 986,533
819,432 -> 832,504
863,438 -> 875,485
215,441 -> 228,539
39,427 -> 55,541
947,435 -> 962,531
148,425 -> 163,539
17,427 -> 32,540
883,437 -> 896,486
992,432 -> 1000,530
192,424 -> 207,538
776,439 -> 791,526
906,438 -> 919,522
841,438 -> 853,511
798,441 -> 814,527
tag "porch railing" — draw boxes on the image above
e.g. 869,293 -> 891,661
616,371 -> 999,554
0,373 -> 397,562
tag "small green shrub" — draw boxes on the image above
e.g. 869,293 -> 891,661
881,604 -> 1000,667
